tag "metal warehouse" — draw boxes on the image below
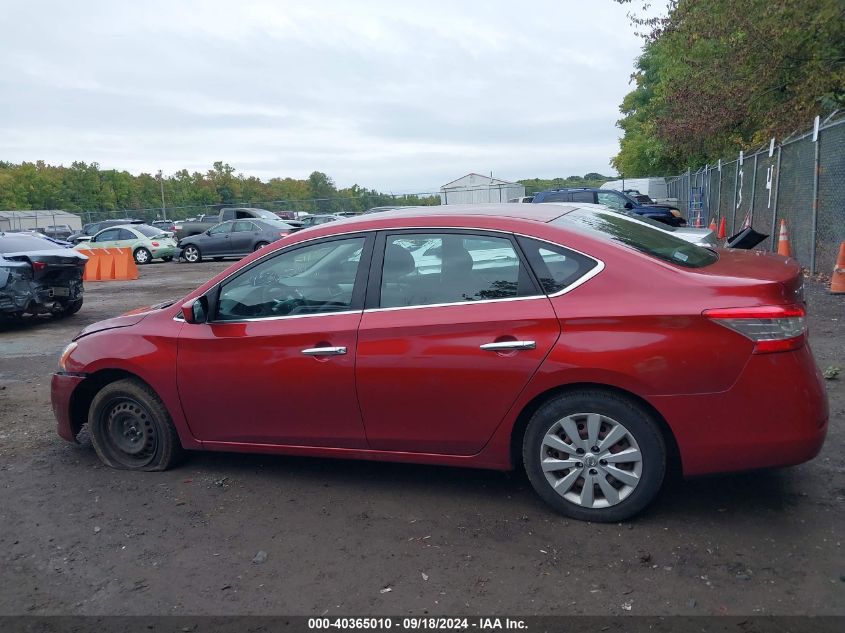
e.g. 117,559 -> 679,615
0,209 -> 83,232
439,173 -> 525,204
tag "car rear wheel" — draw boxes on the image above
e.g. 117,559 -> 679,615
523,390 -> 666,522
58,298 -> 83,317
89,378 -> 184,471
254,241 -> 269,251
133,247 -> 152,265
182,245 -> 201,263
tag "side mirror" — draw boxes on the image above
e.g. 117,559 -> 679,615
181,295 -> 209,324
624,202 -> 634,209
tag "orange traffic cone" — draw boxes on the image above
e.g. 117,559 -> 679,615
708,218 -> 717,231
717,217 -> 726,240
777,219 -> 791,257
831,242 -> 845,294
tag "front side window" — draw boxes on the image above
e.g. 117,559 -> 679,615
94,229 -> 120,242
209,223 -> 233,235
379,233 -> 531,308
216,237 -> 365,320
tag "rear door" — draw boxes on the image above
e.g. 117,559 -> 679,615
356,230 -> 561,455
230,220 -> 257,254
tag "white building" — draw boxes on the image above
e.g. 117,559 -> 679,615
0,210 -> 83,232
439,173 -> 525,205
601,177 -> 669,201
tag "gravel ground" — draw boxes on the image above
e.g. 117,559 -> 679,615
0,260 -> 842,616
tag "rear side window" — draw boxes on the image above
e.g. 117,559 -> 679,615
232,221 -> 255,232
379,233 -> 533,308
554,208 -> 718,268
517,237 -> 599,294
537,192 -> 571,203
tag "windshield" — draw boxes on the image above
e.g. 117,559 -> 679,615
554,208 -> 717,268
134,224 -> 168,238
0,234 -> 65,253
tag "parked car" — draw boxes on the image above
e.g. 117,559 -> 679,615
37,224 -> 75,241
51,204 -> 826,522
67,219 -> 145,244
544,203 -> 716,246
76,224 -> 178,264
298,214 -> 343,228
0,232 -> 86,317
151,220 -> 176,232
12,230 -> 74,248
173,208 -> 282,240
177,218 -> 295,263
533,188 -> 686,227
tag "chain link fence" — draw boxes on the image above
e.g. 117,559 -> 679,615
666,112 -> 845,274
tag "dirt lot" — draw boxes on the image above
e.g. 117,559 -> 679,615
0,261 -> 842,616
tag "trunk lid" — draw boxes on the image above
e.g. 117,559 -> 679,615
691,248 -> 804,306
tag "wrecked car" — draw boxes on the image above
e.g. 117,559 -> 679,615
0,232 -> 87,318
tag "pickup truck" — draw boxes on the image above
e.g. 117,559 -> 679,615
173,208 -> 282,240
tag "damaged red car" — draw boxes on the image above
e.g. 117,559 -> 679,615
51,204 -> 828,521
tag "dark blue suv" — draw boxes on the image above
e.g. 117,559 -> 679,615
532,188 -> 686,227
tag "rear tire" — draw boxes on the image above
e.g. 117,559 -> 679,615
133,248 -> 152,265
59,298 -> 83,317
88,378 -> 184,471
254,241 -> 269,251
523,390 -> 666,522
182,245 -> 202,263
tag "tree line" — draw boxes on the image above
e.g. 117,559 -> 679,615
612,0 -> 845,177
0,160 -> 613,219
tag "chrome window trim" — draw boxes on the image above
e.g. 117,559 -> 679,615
171,225 -> 606,322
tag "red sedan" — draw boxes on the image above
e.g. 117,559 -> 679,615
51,204 -> 828,521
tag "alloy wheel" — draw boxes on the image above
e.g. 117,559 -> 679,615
540,412 -> 643,509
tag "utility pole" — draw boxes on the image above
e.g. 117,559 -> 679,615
158,170 -> 167,220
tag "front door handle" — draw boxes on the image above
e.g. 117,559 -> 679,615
301,346 -> 347,356
479,340 -> 536,351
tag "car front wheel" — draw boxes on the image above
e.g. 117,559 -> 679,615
523,390 -> 666,522
133,247 -> 152,265
88,378 -> 184,471
182,245 -> 201,263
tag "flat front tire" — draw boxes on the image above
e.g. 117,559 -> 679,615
523,390 -> 666,522
88,378 -> 184,471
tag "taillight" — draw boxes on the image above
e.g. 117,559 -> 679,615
279,231 -> 289,237
32,261 -> 48,273
703,305 -> 806,354
151,241 -> 160,247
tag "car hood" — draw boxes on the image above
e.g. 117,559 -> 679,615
74,311 -> 150,340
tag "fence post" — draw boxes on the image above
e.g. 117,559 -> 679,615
731,153 -> 742,234
716,160 -> 722,221
770,146 -> 782,252
748,152 -> 758,227
809,116 -> 821,272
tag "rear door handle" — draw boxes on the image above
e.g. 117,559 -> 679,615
301,346 -> 347,356
479,340 -> 536,351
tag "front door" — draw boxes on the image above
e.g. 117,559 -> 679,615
203,222 -> 234,256
356,231 -> 561,455
177,234 -> 372,447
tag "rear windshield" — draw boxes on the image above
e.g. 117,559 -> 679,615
554,208 -> 718,268
0,234 -> 64,253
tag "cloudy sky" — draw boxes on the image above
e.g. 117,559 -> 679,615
1,0 -> 646,192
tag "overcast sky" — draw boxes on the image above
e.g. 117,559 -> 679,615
1,0 -> 646,192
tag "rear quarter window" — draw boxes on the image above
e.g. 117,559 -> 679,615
517,237 -> 599,294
